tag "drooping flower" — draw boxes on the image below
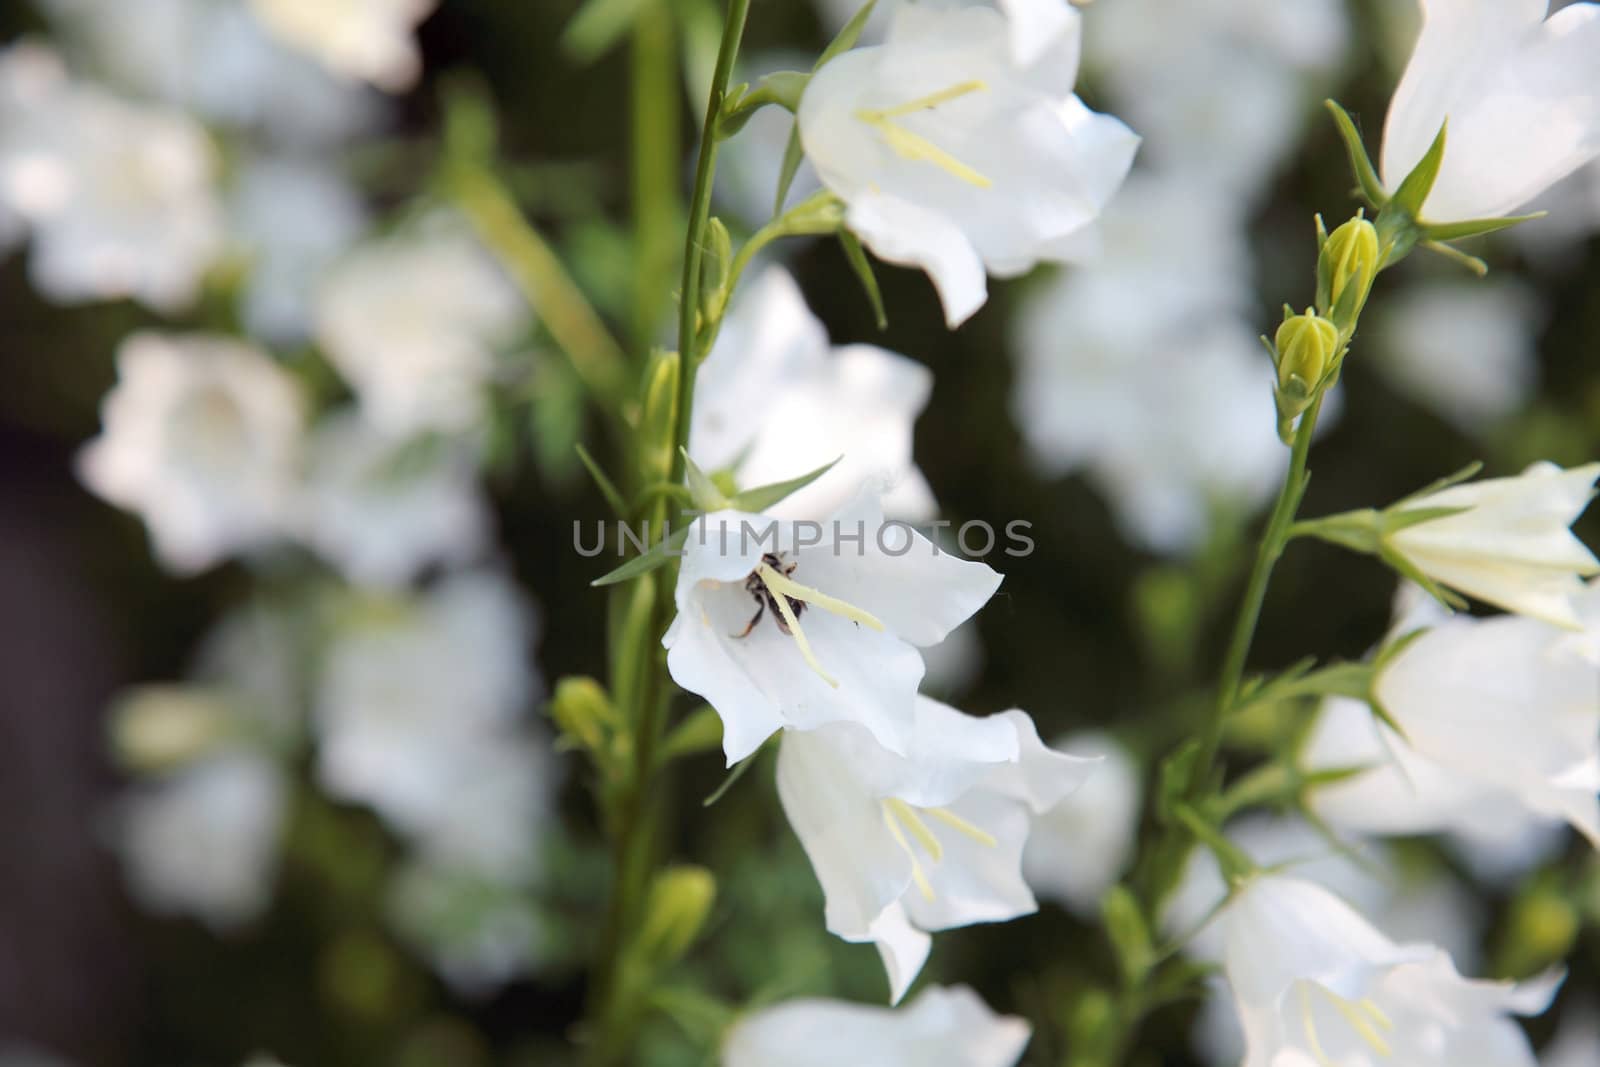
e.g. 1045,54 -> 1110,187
722,984 -> 1031,1067
691,266 -> 936,521
776,696 -> 1095,1001
315,212 -> 529,439
0,43 -> 224,312
663,490 -> 1001,764
797,0 -> 1137,327
1383,462 -> 1600,628
77,333 -> 305,574
1382,0 -> 1600,223
1021,730 -> 1141,917
247,0 -> 438,91
295,409 -> 490,589
1222,874 -> 1557,1067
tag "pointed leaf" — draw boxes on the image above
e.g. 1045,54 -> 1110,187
1390,119 -> 1448,219
703,747 -> 761,806
681,448 -> 729,510
1375,541 -> 1470,613
838,231 -> 888,329
576,443 -> 628,518
591,526 -> 693,587
816,0 -> 879,70
1421,239 -> 1488,276
1425,211 -> 1547,243
1324,100 -> 1387,207
1392,461 -> 1483,509
728,455 -> 842,513
773,121 -> 805,217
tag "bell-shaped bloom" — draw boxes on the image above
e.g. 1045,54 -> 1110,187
691,267 -> 936,521
1358,579 -> 1600,847
1382,0 -> 1600,222
1223,874 -> 1557,1067
1021,730 -> 1141,917
663,491 -> 1002,764
797,1 -> 1137,327
247,0 -> 437,91
776,696 -> 1095,1001
722,984 -> 1030,1066
77,333 -> 306,574
1385,461 -> 1600,628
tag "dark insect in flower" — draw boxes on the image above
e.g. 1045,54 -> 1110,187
733,552 -> 805,638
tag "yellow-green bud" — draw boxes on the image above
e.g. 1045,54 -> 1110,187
548,676 -> 615,753
635,865 -> 716,968
109,686 -> 230,772
1275,311 -> 1338,392
1321,216 -> 1381,318
637,348 -> 680,482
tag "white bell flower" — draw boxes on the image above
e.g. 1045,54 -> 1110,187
1385,462 -> 1600,628
663,491 -> 1002,764
386,859 -> 547,997
722,984 -> 1030,1067
247,0 -> 437,91
315,212 -> 529,439
797,0 -> 1137,327
77,333 -> 305,575
1222,874 -> 1557,1067
691,267 -> 936,521
1382,0 -> 1600,222
776,696 -> 1095,1001
1361,580 -> 1600,847
1021,730 -> 1141,917
296,409 -> 490,589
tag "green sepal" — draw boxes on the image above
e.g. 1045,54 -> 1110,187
1324,100 -> 1387,208
728,455 -> 842,513
1375,540 -> 1470,614
718,70 -> 810,138
682,448 -> 730,511
1391,460 -> 1483,509
703,746 -> 762,806
1382,504 -> 1473,535
575,443 -> 629,518
590,526 -> 693,587
773,123 -> 805,217
1425,211 -> 1546,243
1172,802 -> 1257,884
817,0 -> 879,69
839,230 -> 889,329
1421,239 -> 1488,276
1156,739 -> 1203,827
561,0 -> 655,63
1388,119 -> 1448,219
1101,885 -> 1154,987
1291,508 -> 1382,554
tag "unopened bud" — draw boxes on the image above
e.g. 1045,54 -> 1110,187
635,865 -> 716,968
109,686 -> 230,772
638,348 -> 680,482
1274,311 -> 1338,393
1319,215 -> 1381,321
549,676 -> 615,753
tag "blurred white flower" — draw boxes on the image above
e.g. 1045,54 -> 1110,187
296,410 -> 490,589
1021,731 -> 1140,917
387,860 -> 546,997
1222,874 -> 1556,1067
1385,462 -> 1600,627
0,44 -> 224,312
248,0 -> 437,91
314,571 -> 543,852
797,0 -> 1137,326
316,213 -> 529,438
664,492 -> 1002,764
1373,279 -> 1542,432
1382,0 -> 1600,222
691,266 -> 936,521
723,984 -> 1031,1067
1542,1001 -> 1600,1067
1089,0 -> 1347,203
113,752 -> 286,931
777,696 -> 1094,1001
231,155 -> 369,344
78,333 -> 305,575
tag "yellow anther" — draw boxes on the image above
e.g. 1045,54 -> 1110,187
757,565 -> 885,631
928,806 -> 999,848
886,799 -> 944,862
764,581 -> 838,688
854,80 -> 994,189
882,803 -> 937,901
1328,994 -> 1393,1057
1298,985 -> 1335,1067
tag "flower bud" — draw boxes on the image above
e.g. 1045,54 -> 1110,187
1274,310 -> 1338,393
109,686 -> 230,772
548,676 -> 616,753
634,865 -> 716,968
637,348 -> 680,482
1319,215 -> 1380,321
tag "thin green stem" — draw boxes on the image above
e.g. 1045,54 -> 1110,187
631,4 -> 681,352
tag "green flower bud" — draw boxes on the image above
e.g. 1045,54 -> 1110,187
635,865 -> 716,968
1320,216 -> 1380,320
637,348 -> 680,482
548,676 -> 616,753
1275,310 -> 1339,393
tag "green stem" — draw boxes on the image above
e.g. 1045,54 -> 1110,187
631,4 -> 681,352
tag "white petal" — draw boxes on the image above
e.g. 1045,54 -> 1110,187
900,789 -> 1039,931
847,191 -> 987,327
870,901 -> 933,1005
997,0 -> 1078,68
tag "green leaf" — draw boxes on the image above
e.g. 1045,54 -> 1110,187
1425,211 -> 1546,243
718,71 -> 810,137
562,0 -> 656,63
816,0 -> 879,70
1324,100 -> 1387,207
727,455 -> 842,512
591,526 -> 692,587
838,231 -> 888,329
773,122 -> 805,217
575,442 -> 628,518
1390,118 -> 1448,219
682,448 -> 730,510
